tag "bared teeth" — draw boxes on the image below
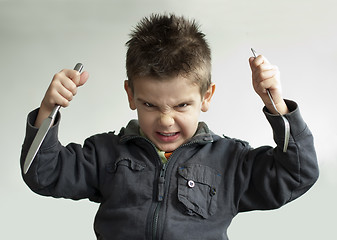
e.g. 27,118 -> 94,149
159,132 -> 176,137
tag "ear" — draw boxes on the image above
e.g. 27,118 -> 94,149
124,80 -> 137,110
201,83 -> 215,112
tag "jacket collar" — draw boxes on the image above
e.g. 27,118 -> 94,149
119,119 -> 217,145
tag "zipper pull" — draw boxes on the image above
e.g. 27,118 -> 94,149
157,164 -> 166,201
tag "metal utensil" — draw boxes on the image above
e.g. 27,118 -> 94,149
23,63 -> 84,174
251,49 -> 289,152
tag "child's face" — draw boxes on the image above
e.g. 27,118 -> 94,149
125,75 -> 215,152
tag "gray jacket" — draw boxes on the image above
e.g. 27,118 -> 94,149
20,100 -> 319,240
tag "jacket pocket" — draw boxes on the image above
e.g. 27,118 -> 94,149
177,164 -> 221,219
106,158 -> 146,173
104,158 -> 149,207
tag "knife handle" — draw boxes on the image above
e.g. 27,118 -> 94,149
74,62 -> 84,73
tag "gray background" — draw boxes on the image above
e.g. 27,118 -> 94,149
1,0 -> 336,239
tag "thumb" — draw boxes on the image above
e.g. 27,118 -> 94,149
78,71 -> 89,87
248,57 -> 255,71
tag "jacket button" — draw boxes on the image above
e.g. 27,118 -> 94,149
209,187 -> 216,196
187,180 -> 195,188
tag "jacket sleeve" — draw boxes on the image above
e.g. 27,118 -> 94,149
235,100 -> 319,213
20,108 -> 101,202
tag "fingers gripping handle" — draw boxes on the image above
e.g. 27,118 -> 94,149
50,63 -> 84,117
250,49 -> 289,152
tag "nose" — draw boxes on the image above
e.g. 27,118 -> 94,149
159,112 -> 174,127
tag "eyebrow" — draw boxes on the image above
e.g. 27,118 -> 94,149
136,97 -> 150,103
136,97 -> 195,106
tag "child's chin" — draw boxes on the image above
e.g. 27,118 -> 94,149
156,143 -> 179,153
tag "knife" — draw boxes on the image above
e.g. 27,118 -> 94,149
23,63 -> 84,174
250,48 -> 290,152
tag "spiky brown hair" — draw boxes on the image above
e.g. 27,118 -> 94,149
125,13 -> 212,95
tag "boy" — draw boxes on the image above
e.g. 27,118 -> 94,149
21,14 -> 319,240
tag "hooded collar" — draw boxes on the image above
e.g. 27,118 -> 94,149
119,119 -> 217,146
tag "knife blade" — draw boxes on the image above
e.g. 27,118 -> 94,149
23,63 -> 83,174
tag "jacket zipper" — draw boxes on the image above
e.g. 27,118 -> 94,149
123,135 -> 165,240
152,163 -> 167,239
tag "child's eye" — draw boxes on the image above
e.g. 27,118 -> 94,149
175,103 -> 189,110
144,102 -> 155,108
177,103 -> 188,108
